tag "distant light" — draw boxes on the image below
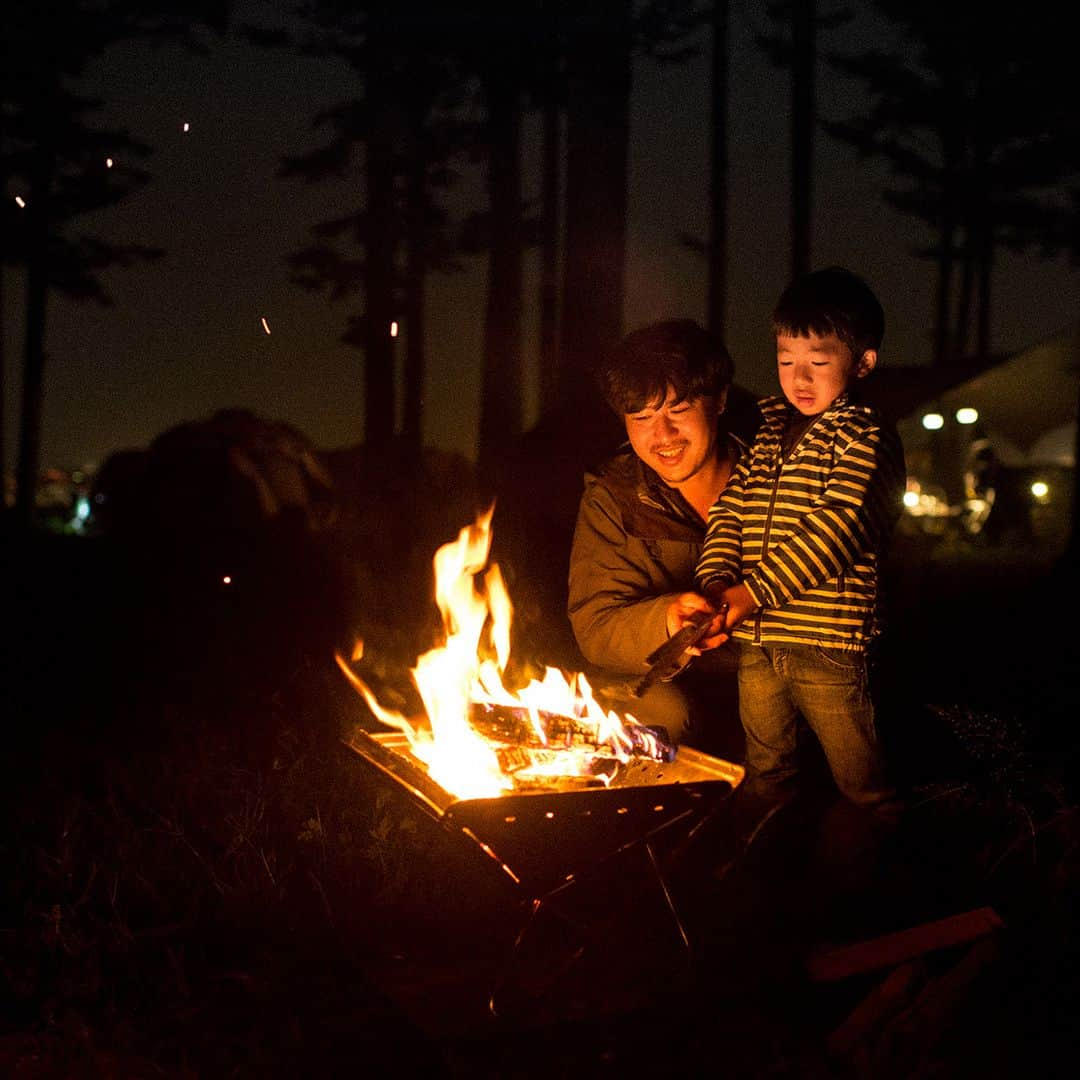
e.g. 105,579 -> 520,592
74,496 -> 91,523
922,412 -> 945,431
15,196 -> 26,208
390,321 -> 399,337
1031,480 -> 1050,500
182,122 -> 190,133
261,316 -> 271,335
105,157 -> 114,169
955,407 -> 978,425
903,490 -> 919,508
222,575 -> 232,585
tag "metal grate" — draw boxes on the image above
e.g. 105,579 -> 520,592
341,727 -> 743,893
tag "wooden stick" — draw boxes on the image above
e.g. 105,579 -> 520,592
805,906 -> 1005,982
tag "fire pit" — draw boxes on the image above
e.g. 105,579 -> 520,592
342,725 -> 743,896
337,506 -> 745,1017
341,723 -> 743,1019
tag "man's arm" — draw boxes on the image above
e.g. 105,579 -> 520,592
567,480 -> 680,672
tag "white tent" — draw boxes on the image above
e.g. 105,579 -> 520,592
1027,422 -> 1077,467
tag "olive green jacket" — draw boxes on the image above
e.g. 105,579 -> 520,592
567,436 -> 746,674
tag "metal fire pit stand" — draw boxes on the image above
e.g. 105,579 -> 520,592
342,727 -> 744,1022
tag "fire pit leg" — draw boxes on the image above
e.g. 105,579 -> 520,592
487,897 -> 588,1019
644,836 -> 691,953
486,811 -> 700,1022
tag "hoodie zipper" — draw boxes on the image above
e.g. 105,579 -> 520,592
751,408 -> 826,643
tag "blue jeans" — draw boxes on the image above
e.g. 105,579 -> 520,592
734,641 -> 897,813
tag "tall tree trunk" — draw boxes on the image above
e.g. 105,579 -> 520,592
361,10 -> 399,448
790,0 -> 814,280
933,91 -> 962,366
1068,355 -> 1080,566
707,0 -> 729,338
477,67 -> 524,486
538,41 -> 562,416
973,135 -> 993,363
559,2 -> 631,416
933,218 -> 957,366
0,266 -> 6,510
953,240 -> 975,361
14,150 -> 53,529
401,105 -> 427,456
975,229 -> 993,363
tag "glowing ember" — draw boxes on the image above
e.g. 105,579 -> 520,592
336,506 -> 672,800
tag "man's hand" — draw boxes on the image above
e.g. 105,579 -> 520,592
665,592 -> 729,652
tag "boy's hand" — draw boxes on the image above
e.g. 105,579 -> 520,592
713,582 -> 757,631
666,592 -> 729,652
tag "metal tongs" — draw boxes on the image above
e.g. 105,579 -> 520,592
633,601 -> 728,698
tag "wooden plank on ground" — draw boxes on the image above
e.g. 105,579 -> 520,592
826,958 -> 928,1060
805,906 -> 1005,982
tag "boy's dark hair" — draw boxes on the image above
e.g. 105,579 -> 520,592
772,266 -> 885,360
597,318 -> 734,415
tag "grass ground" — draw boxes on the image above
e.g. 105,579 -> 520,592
2,515 -> 1078,1077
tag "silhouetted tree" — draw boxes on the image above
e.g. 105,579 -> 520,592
826,1 -> 1077,364
706,0 -> 730,338
757,0 -> 851,282
536,3 -> 564,415
467,11 -> 534,487
0,267 -> 6,502
679,1 -> 734,335
558,1 -> 700,413
557,3 -> 633,418
2,2 -> 229,528
263,2 -> 464,452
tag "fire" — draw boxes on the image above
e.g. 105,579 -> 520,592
336,505 -> 672,800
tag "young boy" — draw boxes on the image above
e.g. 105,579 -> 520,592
695,267 -> 905,825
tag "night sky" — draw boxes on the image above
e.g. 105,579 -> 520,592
4,0 -> 1078,474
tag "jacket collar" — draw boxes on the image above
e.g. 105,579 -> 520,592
761,391 -> 853,422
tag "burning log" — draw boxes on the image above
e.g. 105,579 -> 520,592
470,702 -> 676,764
493,744 -> 617,787
338,506 -> 681,802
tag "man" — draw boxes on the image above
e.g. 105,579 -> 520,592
567,319 -> 760,756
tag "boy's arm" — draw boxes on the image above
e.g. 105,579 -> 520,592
695,459 -> 746,596
741,419 -> 904,609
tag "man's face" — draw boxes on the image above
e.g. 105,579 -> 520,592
776,330 -> 875,416
624,387 -> 720,488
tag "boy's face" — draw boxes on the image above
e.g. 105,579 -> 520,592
624,386 -> 723,488
776,331 -> 876,416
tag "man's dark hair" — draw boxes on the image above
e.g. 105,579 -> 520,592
597,318 -> 734,415
772,266 -> 885,360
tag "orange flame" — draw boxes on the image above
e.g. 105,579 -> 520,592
336,506 -> 669,800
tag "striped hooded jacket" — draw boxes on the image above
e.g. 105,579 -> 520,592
696,393 -> 905,652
